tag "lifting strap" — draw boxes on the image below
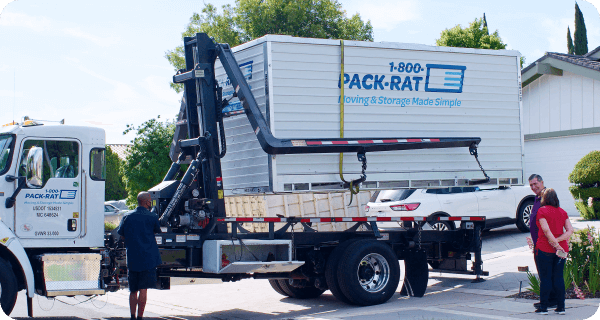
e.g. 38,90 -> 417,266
338,39 -> 360,205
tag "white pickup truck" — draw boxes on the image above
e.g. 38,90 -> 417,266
365,186 -> 535,231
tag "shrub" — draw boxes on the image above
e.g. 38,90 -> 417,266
569,151 -> 600,220
104,221 -> 118,232
564,227 -> 600,296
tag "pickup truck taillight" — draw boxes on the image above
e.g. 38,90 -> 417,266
390,203 -> 420,211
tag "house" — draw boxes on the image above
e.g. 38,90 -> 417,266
521,48 -> 600,215
106,144 -> 131,161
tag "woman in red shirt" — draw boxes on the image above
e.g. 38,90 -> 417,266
535,188 -> 574,315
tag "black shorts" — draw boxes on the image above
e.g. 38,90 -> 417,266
128,268 -> 157,292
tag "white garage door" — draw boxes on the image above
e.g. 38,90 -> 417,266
524,133 -> 600,216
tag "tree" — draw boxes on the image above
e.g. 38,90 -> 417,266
569,151 -> 600,220
105,146 -> 128,201
567,26 -> 575,55
574,2 -> 588,55
122,117 -> 176,207
165,0 -> 373,93
482,13 -> 489,35
436,17 -> 506,50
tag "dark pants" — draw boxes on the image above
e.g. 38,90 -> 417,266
534,248 -> 558,305
128,268 -> 157,292
536,250 -> 565,310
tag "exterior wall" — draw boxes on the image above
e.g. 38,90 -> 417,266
524,133 -> 600,216
522,71 -> 600,135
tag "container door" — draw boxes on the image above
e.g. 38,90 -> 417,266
14,139 -> 82,239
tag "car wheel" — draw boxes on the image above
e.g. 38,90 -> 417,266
516,199 -> 533,232
429,221 -> 453,231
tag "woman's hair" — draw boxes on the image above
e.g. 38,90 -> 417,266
541,188 -> 560,208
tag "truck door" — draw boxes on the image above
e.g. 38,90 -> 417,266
14,139 -> 82,239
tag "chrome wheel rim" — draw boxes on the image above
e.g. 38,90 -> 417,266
523,204 -> 533,226
356,253 -> 390,293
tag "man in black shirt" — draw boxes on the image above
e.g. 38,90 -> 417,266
117,192 -> 161,320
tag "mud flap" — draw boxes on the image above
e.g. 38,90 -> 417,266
400,249 -> 428,297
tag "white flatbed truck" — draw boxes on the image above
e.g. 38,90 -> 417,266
0,33 -> 525,317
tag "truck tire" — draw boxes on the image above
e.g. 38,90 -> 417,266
0,257 -> 18,316
336,240 -> 400,306
516,199 -> 533,232
268,279 -> 288,296
276,280 -> 325,299
325,238 -> 363,304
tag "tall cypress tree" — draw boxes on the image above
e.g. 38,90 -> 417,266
574,2 -> 588,55
567,26 -> 575,54
483,13 -> 489,35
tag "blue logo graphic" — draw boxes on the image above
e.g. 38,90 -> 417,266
221,61 -> 254,115
59,190 -> 77,199
425,64 -> 467,93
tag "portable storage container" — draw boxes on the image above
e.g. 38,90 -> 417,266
215,36 -> 523,196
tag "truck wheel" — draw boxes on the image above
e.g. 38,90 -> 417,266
325,238 -> 362,304
268,279 -> 288,296
516,199 -> 533,232
337,240 -> 400,306
0,257 -> 18,316
276,280 -> 325,299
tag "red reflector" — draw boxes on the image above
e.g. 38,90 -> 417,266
236,218 -> 253,222
264,218 -> 280,222
377,217 -> 392,221
407,139 -> 422,142
449,217 -> 462,221
353,217 -> 368,222
471,217 -> 485,220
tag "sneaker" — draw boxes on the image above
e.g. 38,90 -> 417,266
535,308 -> 548,315
534,302 -> 557,309
555,308 -> 566,315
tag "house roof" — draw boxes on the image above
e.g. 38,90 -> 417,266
584,46 -> 600,60
522,46 -> 600,87
107,144 -> 131,161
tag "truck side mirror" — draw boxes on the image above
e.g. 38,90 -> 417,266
25,146 -> 44,188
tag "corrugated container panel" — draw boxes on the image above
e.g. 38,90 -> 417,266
215,35 -> 523,195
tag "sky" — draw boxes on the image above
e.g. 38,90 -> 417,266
1,0 -> 600,144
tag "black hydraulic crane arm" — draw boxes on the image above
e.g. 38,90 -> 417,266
172,33 -> 482,156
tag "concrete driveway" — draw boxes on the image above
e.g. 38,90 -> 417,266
6,219 -> 600,320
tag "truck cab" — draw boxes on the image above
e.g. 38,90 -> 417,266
0,121 -> 106,315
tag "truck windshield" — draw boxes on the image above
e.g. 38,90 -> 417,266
0,135 -> 14,175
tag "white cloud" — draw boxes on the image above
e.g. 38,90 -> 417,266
143,76 -> 180,106
0,11 -> 51,29
0,11 -> 118,47
541,17 -> 572,54
0,89 -> 23,97
342,0 -> 420,31
62,27 -> 119,47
